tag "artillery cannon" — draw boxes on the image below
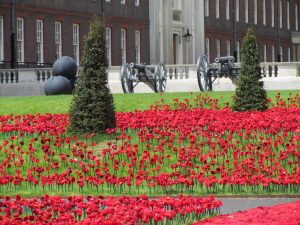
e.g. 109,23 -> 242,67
197,54 -> 240,91
120,62 -> 167,93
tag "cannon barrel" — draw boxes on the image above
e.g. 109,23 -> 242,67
215,56 -> 235,63
129,62 -> 155,72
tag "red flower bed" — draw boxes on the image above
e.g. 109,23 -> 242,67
0,195 -> 221,224
0,94 -> 299,195
193,200 -> 300,225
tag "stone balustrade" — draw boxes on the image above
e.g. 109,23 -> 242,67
0,62 -> 299,96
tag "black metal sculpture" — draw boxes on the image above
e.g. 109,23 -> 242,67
120,63 -> 167,93
197,54 -> 240,91
44,56 -> 77,95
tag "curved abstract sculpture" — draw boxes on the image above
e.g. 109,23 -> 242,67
44,76 -> 73,95
52,56 -> 77,79
44,56 -> 78,95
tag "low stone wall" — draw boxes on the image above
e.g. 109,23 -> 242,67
0,62 -> 299,97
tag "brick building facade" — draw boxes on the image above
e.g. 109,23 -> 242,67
0,0 -> 149,68
204,0 -> 299,62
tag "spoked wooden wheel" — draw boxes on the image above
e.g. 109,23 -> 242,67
197,54 -> 211,91
120,64 -> 134,93
154,64 -> 167,93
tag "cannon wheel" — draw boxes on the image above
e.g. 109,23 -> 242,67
121,64 -> 134,93
197,54 -> 211,91
154,64 -> 167,93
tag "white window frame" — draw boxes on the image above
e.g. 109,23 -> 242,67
73,24 -> 80,66
272,45 -> 275,62
36,19 -> 44,64
263,44 -> 267,62
121,0 -> 125,4
17,17 -> 24,63
254,0 -> 257,24
121,28 -> 126,64
226,40 -> 231,56
226,0 -> 230,20
236,41 -> 240,62
245,0 -> 248,23
0,16 -> 4,62
216,39 -> 220,57
205,38 -> 210,62
296,4 -> 299,31
216,0 -> 220,19
263,0 -> 266,26
271,0 -> 275,27
287,1 -> 290,30
172,0 -> 182,10
135,30 -> 141,64
205,0 -> 209,17
135,0 -> 140,6
55,22 -> 62,59
106,27 -> 112,66
279,0 -> 282,28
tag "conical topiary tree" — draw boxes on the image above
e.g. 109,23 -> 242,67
69,17 -> 116,133
232,28 -> 268,112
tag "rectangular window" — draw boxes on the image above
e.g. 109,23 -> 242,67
0,16 -> 3,62
272,45 -> 275,62
205,0 -> 209,17
226,40 -> 231,56
73,24 -> 80,65
245,0 -> 248,23
263,0 -> 266,25
271,0 -> 275,27
287,1 -> 290,30
135,0 -> 140,6
135,30 -> 141,64
288,47 -> 291,62
36,19 -> 44,64
236,0 -> 239,22
55,22 -> 62,59
296,4 -> 299,31
120,0 -> 125,4
236,41 -> 240,62
121,28 -> 126,64
205,38 -> 210,62
279,0 -> 282,28
254,0 -> 257,24
263,44 -> 267,62
216,0 -> 219,19
226,0 -> 230,20
216,39 -> 220,57
106,27 -> 112,66
17,18 -> 24,63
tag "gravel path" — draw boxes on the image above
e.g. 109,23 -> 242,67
217,197 -> 300,215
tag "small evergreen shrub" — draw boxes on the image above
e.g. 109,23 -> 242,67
69,17 -> 116,133
232,28 -> 268,112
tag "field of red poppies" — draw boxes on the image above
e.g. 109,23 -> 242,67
0,93 -> 299,224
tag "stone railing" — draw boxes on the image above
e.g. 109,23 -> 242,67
1,62 -> 299,84
0,62 -> 299,96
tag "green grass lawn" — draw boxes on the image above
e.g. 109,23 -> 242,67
0,90 -> 297,115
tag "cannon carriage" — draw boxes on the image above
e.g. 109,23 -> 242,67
197,54 -> 241,91
120,63 -> 167,93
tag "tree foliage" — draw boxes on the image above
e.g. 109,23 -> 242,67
69,17 -> 116,133
233,29 -> 268,112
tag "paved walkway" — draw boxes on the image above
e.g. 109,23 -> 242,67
217,197 -> 300,215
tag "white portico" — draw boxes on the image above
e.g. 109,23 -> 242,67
149,0 -> 205,65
